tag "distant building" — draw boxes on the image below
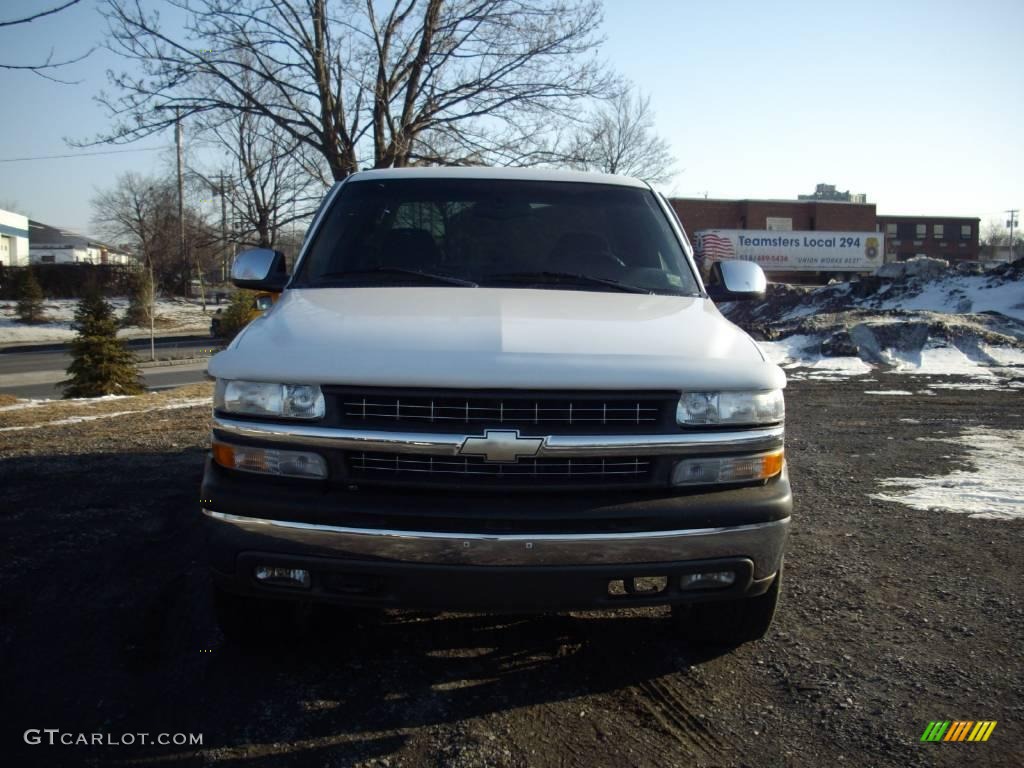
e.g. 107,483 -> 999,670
0,208 -> 31,266
798,183 -> 867,204
670,195 -> 983,283
28,220 -> 134,266
670,196 -> 877,238
875,215 -> 980,263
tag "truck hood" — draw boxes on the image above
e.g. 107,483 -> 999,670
209,287 -> 785,391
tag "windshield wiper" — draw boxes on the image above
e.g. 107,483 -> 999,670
485,271 -> 653,294
315,267 -> 478,287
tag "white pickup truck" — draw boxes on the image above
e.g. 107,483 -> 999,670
202,167 -> 790,646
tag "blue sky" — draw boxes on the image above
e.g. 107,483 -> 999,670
1,0 -> 1021,233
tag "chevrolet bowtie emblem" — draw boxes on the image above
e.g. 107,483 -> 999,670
458,430 -> 544,463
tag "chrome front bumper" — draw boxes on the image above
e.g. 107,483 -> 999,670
203,510 -> 789,578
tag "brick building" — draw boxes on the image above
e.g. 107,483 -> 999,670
670,198 -> 876,237
875,215 -> 980,262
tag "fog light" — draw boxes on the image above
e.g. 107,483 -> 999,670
254,566 -> 311,589
212,441 -> 328,479
680,571 -> 736,590
672,449 -> 783,486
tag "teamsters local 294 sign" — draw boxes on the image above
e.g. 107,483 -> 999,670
695,229 -> 884,272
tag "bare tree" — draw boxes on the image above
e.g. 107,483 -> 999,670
92,174 -> 170,272
90,0 -> 615,177
981,220 -> 1008,247
569,87 -> 677,184
192,58 -> 331,251
227,115 -> 326,248
92,172 -> 220,295
0,0 -> 93,82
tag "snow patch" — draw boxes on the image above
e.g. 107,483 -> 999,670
0,297 -> 211,344
0,400 -> 47,413
0,394 -> 133,411
865,390 -> 914,395
871,429 -> 1024,520
757,336 -> 871,376
872,275 -> 1024,322
0,398 -> 209,432
886,343 -> 997,378
926,382 -> 1014,391
982,344 -> 1024,366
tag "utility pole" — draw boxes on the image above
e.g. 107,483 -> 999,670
148,253 -> 156,362
220,171 -> 229,282
1007,209 -> 1019,263
174,107 -> 207,311
175,108 -> 186,296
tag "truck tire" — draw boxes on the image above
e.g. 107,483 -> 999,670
213,586 -> 295,644
673,567 -> 782,647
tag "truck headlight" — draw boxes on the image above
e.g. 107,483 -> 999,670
215,379 -> 325,419
676,390 -> 784,426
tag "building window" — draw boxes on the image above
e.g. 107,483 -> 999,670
916,223 -> 927,239
885,223 -> 897,235
961,224 -> 972,239
933,224 -> 944,239
41,254 -> 55,263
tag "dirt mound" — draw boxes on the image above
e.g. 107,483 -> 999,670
724,259 -> 1024,377
874,255 -> 949,281
725,258 -> 1024,340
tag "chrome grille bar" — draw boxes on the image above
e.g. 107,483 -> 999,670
341,398 -> 661,425
213,416 -> 785,458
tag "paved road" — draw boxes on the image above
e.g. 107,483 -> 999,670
0,336 -> 217,399
0,363 -> 212,399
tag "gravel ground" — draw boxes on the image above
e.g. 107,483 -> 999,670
1,378 -> 1021,767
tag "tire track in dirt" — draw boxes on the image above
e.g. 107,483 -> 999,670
627,674 -> 743,765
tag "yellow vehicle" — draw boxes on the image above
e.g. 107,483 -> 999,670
210,291 -> 275,338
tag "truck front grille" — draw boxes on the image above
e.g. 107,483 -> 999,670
335,391 -> 669,432
348,452 -> 652,485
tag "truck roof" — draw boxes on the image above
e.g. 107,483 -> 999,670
347,166 -> 651,189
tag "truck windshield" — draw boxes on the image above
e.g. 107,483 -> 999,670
293,178 -> 700,295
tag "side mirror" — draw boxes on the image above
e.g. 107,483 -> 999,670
706,260 -> 767,301
231,248 -> 289,292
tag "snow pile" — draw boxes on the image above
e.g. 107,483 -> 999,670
728,258 -> 1024,384
871,429 -> 1024,521
0,297 -> 212,344
874,256 -> 949,281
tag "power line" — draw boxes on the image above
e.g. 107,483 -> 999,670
0,146 -> 166,164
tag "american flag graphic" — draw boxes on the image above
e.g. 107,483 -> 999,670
698,232 -> 735,260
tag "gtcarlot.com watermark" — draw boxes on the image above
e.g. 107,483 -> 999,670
25,729 -> 203,747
